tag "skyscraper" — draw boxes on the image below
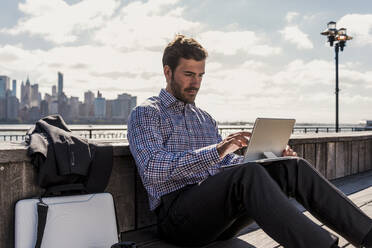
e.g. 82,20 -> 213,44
69,96 -> 79,119
0,75 -> 10,99
6,90 -> 19,120
112,93 -> 137,123
94,91 -> 106,118
21,77 -> 31,108
12,80 -> 17,97
31,84 -> 40,107
52,85 -> 57,98
40,100 -> 49,118
58,72 -> 63,96
84,90 -> 95,117
84,90 -> 95,105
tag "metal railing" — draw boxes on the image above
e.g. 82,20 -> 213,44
0,125 -> 363,142
0,127 -> 128,142
217,126 -> 359,137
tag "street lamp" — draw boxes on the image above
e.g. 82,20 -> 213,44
321,21 -> 352,132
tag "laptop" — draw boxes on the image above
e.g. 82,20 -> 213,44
243,118 -> 296,163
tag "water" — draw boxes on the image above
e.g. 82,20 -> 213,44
0,123 -> 363,143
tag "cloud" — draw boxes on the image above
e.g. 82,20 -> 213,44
94,0 -> 201,50
1,0 -> 202,50
3,0 -> 372,124
338,14 -> 372,46
1,0 -> 282,57
279,25 -> 314,50
2,40 -> 372,124
274,59 -> 333,86
198,31 -> 281,56
1,0 -> 119,44
286,12 -> 299,23
0,0 -> 283,108
0,43 -> 164,99
197,57 -> 372,123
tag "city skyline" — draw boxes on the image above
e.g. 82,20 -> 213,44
1,0 -> 372,123
3,72 -> 136,102
0,71 -> 137,123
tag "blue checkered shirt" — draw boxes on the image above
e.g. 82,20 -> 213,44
127,89 -> 243,210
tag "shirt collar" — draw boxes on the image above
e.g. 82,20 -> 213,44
159,88 -> 196,109
159,88 -> 177,108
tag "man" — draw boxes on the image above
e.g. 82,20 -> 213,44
127,34 -> 372,248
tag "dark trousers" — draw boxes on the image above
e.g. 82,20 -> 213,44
156,158 -> 372,248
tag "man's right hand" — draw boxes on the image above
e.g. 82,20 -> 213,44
216,131 -> 251,159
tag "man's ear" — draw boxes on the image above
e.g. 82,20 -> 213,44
163,65 -> 172,84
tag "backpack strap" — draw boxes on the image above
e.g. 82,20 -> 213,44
35,198 -> 48,248
45,183 -> 86,195
34,183 -> 86,247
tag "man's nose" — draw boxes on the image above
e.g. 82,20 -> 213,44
191,75 -> 202,85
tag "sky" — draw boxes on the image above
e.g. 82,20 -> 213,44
1,0 -> 372,124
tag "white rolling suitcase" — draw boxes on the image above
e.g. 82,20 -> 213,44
15,193 -> 119,248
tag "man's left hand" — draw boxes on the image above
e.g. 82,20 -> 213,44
282,145 -> 297,157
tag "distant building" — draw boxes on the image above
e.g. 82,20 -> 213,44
79,103 -> 88,118
52,85 -> 57,98
105,100 -> 113,120
12,80 -> 17,97
6,89 -> 19,120
0,98 -> 5,119
84,90 -> 95,117
40,100 -> 49,118
94,91 -> 106,118
31,84 -> 40,107
19,106 -> 29,122
58,92 -> 70,120
0,75 -> 10,99
84,90 -> 95,105
21,78 -> 31,108
29,106 -> 41,122
112,93 -> 137,123
50,100 -> 59,115
130,96 -> 137,111
44,93 -> 52,102
58,72 -> 63,96
69,96 -> 79,119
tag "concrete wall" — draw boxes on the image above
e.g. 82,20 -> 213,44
1,132 -> 372,247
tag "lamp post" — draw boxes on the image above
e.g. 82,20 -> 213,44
321,21 -> 352,132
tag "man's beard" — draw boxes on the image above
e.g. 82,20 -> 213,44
170,77 -> 199,104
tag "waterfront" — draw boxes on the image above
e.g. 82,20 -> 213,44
0,123 -> 364,142
2,133 -> 372,247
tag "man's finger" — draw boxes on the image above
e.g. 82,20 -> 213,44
238,131 -> 252,137
228,131 -> 251,138
227,136 -> 248,147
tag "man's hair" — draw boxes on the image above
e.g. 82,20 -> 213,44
162,34 -> 208,73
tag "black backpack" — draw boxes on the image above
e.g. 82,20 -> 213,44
25,115 -> 135,248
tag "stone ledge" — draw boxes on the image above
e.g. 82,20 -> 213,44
2,131 -> 372,163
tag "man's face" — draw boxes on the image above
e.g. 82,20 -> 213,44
165,58 -> 205,104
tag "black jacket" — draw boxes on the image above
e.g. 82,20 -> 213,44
26,115 -> 113,193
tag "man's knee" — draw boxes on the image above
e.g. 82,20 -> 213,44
233,162 -> 267,177
227,163 -> 268,187
283,157 -> 313,170
296,157 -> 317,171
